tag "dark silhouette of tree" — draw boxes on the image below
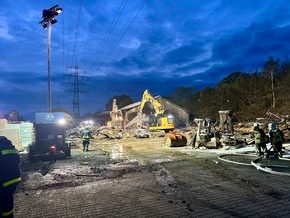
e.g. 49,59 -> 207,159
105,95 -> 134,111
166,87 -> 198,110
218,72 -> 249,86
167,56 -> 290,122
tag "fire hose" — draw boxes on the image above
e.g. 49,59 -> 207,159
218,153 -> 290,176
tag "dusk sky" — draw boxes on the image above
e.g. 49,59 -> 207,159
1,0 -> 290,120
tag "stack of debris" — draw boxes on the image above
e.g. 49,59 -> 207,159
93,126 -> 124,139
265,111 -> 290,141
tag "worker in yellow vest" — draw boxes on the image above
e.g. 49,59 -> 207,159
81,126 -> 92,151
253,123 -> 267,157
0,136 -> 21,218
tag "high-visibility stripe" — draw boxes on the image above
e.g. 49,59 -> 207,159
2,209 -> 14,216
3,178 -> 21,187
1,149 -> 19,155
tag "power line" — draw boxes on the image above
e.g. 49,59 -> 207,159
62,65 -> 89,117
71,0 -> 84,66
88,0 -> 144,77
80,1 -> 106,67
65,0 -> 73,72
86,0 -> 129,72
96,0 -> 200,82
101,0 -> 145,73
89,0 -> 169,82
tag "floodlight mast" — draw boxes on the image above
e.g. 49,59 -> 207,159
39,5 -> 62,112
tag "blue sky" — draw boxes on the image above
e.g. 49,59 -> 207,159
1,0 -> 290,120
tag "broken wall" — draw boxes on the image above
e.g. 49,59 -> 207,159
158,97 -> 189,128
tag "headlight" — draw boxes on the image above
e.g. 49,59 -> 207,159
58,118 -> 66,125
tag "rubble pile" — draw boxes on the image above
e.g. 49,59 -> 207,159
92,126 -> 124,139
66,124 -> 169,143
131,128 -> 150,138
259,111 -> 290,141
65,110 -> 290,150
234,123 -> 254,135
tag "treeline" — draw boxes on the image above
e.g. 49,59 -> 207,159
166,56 -> 290,122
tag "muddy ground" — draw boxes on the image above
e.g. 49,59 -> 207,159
19,137 -> 192,191
16,137 -> 290,217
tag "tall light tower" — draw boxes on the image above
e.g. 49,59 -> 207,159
39,5 -> 62,112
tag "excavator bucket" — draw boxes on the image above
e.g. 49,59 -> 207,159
164,131 -> 187,147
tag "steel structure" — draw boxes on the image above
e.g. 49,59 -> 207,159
63,65 -> 89,118
39,5 -> 62,112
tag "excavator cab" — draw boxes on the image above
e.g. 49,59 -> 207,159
149,115 -> 174,132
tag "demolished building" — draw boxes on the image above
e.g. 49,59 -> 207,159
121,95 -> 189,129
95,96 -> 190,129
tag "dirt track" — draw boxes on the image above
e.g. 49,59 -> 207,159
16,138 -> 290,217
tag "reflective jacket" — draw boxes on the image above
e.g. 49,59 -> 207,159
0,137 -> 21,188
269,128 -> 284,144
253,127 -> 266,144
81,129 -> 91,141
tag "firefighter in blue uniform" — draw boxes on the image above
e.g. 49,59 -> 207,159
81,126 -> 92,151
0,136 -> 21,218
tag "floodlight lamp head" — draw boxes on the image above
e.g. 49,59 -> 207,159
49,5 -> 62,14
51,19 -> 57,25
39,20 -> 48,29
56,7 -> 63,14
42,9 -> 49,19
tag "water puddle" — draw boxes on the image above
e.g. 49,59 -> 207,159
110,144 -> 125,159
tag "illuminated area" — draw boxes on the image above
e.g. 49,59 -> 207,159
167,114 -> 174,124
80,120 -> 94,129
58,118 -> 66,125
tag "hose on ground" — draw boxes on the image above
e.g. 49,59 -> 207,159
218,154 -> 255,166
251,157 -> 290,176
218,153 -> 290,176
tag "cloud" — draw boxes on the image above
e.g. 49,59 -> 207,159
3,0 -> 290,120
0,15 -> 14,40
162,41 -> 206,65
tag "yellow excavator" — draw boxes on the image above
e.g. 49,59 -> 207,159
137,89 -> 187,147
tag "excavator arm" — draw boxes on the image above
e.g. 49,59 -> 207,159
139,90 -> 164,115
137,90 -> 164,128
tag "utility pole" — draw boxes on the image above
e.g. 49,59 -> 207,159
62,66 -> 89,118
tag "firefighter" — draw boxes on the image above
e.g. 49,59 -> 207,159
0,136 -> 21,218
81,126 -> 92,151
268,123 -> 284,157
252,123 -> 267,157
